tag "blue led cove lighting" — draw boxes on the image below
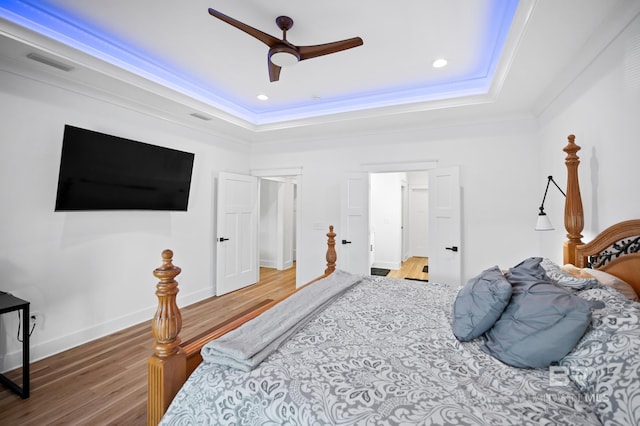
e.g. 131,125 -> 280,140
0,0 -> 520,125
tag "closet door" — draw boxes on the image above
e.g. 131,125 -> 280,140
216,172 -> 259,295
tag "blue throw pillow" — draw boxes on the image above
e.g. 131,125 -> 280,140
506,256 -> 547,282
452,266 -> 512,341
483,258 -> 595,368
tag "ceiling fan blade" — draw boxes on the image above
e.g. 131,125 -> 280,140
268,59 -> 282,82
208,8 -> 280,47
298,37 -> 363,61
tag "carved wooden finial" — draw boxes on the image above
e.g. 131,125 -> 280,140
148,249 -> 187,425
151,249 -> 182,358
325,225 -> 336,275
161,249 -> 173,264
563,135 -> 579,160
563,134 -> 585,265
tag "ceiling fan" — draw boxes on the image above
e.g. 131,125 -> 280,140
207,8 -> 364,82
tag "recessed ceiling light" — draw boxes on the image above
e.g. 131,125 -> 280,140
257,94 -> 269,101
432,58 -> 448,68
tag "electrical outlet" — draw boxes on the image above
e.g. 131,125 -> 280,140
29,312 -> 42,329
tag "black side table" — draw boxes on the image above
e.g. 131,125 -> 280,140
0,292 -> 30,398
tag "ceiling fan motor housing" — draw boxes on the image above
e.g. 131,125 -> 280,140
269,45 -> 300,67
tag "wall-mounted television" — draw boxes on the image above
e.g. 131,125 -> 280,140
55,125 -> 195,211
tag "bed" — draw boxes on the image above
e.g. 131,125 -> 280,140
147,135 -> 640,425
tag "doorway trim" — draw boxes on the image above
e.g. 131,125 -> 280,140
252,167 -> 303,286
363,160 -> 438,276
360,161 -> 438,173
252,167 -> 303,177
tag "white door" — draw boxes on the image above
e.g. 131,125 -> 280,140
428,167 -> 461,284
340,172 -> 370,274
216,172 -> 259,295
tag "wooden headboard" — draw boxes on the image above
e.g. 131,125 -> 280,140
561,134 -> 640,297
575,220 -> 640,297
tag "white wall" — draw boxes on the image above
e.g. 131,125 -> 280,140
282,182 -> 296,269
259,178 -> 296,270
259,179 -> 278,268
407,171 -> 429,257
370,173 -> 403,270
0,71 -> 249,371
537,12 -> 640,263
250,119 -> 541,286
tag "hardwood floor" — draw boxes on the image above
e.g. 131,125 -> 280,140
387,256 -> 429,281
0,266 -> 297,426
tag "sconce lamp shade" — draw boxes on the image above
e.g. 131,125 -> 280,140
535,212 -> 555,231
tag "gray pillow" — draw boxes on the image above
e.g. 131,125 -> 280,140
452,266 -> 512,341
505,256 -> 547,282
483,258 -> 594,368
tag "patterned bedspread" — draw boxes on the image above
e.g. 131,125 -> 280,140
160,275 -> 601,425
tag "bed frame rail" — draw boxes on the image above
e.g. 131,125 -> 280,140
148,226 -> 337,425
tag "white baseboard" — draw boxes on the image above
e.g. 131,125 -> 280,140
1,287 -> 214,373
260,260 -> 277,268
372,261 -> 401,270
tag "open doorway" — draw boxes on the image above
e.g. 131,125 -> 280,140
258,176 -> 297,284
369,171 -> 429,281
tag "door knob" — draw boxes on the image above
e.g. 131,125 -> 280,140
218,237 -> 229,242
445,246 -> 458,252
342,239 -> 352,245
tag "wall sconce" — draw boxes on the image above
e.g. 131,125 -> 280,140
535,175 -> 566,231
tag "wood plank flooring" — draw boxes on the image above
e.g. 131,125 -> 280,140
0,266 -> 298,426
387,256 -> 429,281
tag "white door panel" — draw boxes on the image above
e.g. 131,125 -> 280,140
340,173 -> 370,274
217,172 -> 258,295
428,167 -> 461,285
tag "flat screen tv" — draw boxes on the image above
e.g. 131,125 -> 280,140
55,125 -> 195,211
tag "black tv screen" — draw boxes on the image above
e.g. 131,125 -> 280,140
55,125 -> 195,211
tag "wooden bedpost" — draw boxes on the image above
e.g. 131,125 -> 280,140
563,135 -> 585,265
148,250 -> 186,426
325,225 -> 337,275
